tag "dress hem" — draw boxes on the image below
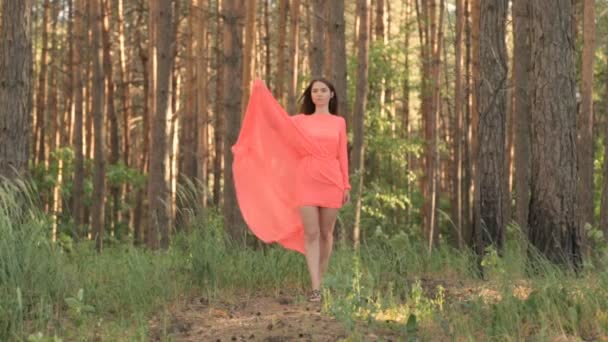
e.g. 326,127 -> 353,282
297,202 -> 343,209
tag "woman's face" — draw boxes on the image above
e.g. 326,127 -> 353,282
310,81 -> 333,108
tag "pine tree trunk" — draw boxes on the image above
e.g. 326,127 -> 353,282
352,0 -> 370,248
0,0 -> 33,179
197,0 -> 209,206
577,0 -> 595,234
102,0 -> 121,236
513,0 -> 531,232
263,0 -> 271,83
452,0 -> 465,248
310,0 -> 324,77
287,0 -> 300,115
91,0 -> 106,252
148,0 -> 175,249
133,0 -> 149,245
222,0 -> 246,243
276,0 -> 287,101
329,0 -> 348,125
529,0 -> 581,267
213,0 -> 224,206
600,59 -> 608,237
35,0 -> 50,167
476,0 -> 508,255
72,0 -> 85,239
241,0 -> 256,114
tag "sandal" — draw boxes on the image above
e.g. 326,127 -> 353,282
308,289 -> 321,303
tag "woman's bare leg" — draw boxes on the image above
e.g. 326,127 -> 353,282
319,207 -> 339,279
299,206 -> 321,291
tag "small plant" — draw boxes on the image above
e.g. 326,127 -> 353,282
64,289 -> 95,327
27,332 -> 63,342
481,246 -> 506,278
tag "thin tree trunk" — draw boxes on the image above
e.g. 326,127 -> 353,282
197,0 -> 209,207
462,0 -> 472,245
469,0 -> 480,249
213,0 -> 224,206
451,0 -> 464,248
72,0 -> 85,239
241,0 -> 257,114
263,0 -> 271,83
222,0 -> 246,243
133,0 -> 148,245
330,0 -> 348,125
117,0 -> 131,168
276,0 -> 287,100
91,0 -> 106,252
35,0 -> 50,166
352,0 -> 370,248
600,61 -> 608,236
287,0 -> 300,115
148,0 -> 175,250
101,0 -> 121,237
310,0 -> 324,77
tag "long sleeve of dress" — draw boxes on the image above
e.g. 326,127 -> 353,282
339,119 -> 351,190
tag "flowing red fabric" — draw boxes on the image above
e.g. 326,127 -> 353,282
231,80 -> 348,254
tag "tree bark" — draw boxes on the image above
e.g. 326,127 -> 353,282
352,0 -> 370,248
222,0 -> 246,243
513,0 -> 531,232
91,0 -> 106,252
476,0 -> 508,255
72,0 -> 85,238
600,55 -> 608,237
328,0 -> 348,125
102,0 -> 121,236
34,0 -> 50,167
241,0 -> 257,114
0,0 -> 33,179
529,0 -> 581,267
452,0 -> 465,248
310,0 -> 324,77
576,0 -> 595,234
133,0 -> 149,245
287,0 -> 300,115
276,0 -> 287,101
213,0 -> 224,206
148,0 -> 175,249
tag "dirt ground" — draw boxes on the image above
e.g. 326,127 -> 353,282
148,292 -> 404,342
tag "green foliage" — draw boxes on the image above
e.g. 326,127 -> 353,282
29,147 -> 146,241
0,179 -> 188,340
188,209 -> 308,295
5,176 -> 608,340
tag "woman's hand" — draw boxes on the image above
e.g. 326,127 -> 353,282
343,189 -> 351,205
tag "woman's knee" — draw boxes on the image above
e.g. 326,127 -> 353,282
320,224 -> 335,240
304,226 -> 320,241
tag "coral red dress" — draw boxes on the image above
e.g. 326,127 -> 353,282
231,80 -> 351,254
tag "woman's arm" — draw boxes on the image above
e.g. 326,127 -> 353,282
338,118 -> 351,190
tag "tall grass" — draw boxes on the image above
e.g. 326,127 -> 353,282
3,177 -> 608,340
0,179 -> 68,340
0,179 -> 190,341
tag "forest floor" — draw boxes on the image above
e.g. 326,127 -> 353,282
146,279 -> 515,342
147,292 -> 404,341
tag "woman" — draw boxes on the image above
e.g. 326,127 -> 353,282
232,78 -> 351,302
